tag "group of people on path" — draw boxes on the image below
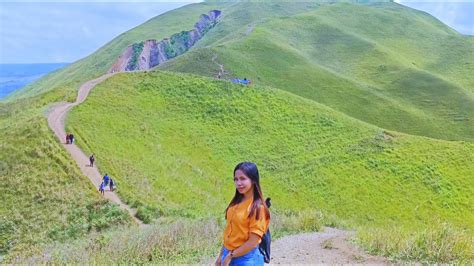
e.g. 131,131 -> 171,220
65,133 -> 75,144
65,132 -> 116,196
89,155 -> 117,195
99,173 -> 116,195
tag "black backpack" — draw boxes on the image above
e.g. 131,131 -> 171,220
259,198 -> 271,263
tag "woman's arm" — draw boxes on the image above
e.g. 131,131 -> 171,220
222,233 -> 260,265
215,246 -> 223,266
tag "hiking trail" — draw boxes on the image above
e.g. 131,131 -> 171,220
212,53 -> 230,79
269,227 -> 387,264
47,73 -> 144,226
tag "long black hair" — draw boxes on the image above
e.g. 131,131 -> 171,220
225,162 -> 270,221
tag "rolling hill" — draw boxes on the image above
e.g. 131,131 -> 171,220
1,0 -> 473,263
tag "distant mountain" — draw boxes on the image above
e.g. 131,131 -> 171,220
8,1 -> 473,140
0,63 -> 68,99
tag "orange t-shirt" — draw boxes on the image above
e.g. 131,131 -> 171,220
223,197 -> 270,250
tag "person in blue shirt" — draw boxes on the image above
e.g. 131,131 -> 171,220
103,173 -> 110,187
99,182 -> 105,195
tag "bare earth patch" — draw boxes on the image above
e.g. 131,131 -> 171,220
270,227 -> 388,264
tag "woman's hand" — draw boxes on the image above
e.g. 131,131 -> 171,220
222,253 -> 232,266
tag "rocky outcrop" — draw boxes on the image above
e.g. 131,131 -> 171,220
108,10 -> 221,73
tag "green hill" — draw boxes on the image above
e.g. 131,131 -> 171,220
1,0 -> 473,263
161,2 -> 474,140
69,71 -> 474,228
9,1 -> 472,140
66,71 -> 473,261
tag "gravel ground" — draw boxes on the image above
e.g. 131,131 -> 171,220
269,227 -> 388,265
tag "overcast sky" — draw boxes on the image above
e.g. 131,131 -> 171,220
0,1 -> 202,64
0,0 -> 472,64
396,1 -> 474,36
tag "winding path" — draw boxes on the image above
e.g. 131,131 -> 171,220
47,73 -> 143,226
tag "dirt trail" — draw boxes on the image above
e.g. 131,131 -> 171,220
212,54 -> 229,79
47,73 -> 143,226
269,227 -> 388,264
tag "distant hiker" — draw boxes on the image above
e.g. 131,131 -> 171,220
109,178 -> 115,191
68,133 -> 75,144
89,154 -> 95,167
103,173 -> 110,187
99,182 -> 105,195
109,178 -> 115,192
215,162 -> 270,266
66,133 -> 70,144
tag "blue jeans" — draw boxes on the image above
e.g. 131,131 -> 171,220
221,247 -> 264,266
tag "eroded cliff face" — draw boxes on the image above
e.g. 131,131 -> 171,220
109,10 -> 221,73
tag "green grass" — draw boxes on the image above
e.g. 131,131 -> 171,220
64,71 -> 472,262
356,223 -> 473,263
12,210 -> 324,264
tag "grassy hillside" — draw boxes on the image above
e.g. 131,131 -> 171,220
0,91 -> 131,257
160,2 -> 474,141
2,0 -> 473,263
66,71 -> 473,261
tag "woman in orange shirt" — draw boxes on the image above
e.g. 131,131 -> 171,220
215,162 -> 270,266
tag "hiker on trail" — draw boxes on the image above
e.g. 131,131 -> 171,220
99,182 -> 105,195
215,162 -> 270,266
66,133 -> 70,144
89,154 -> 95,167
69,133 -> 75,144
103,173 -> 110,187
109,178 -> 115,192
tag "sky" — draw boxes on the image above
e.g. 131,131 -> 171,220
396,1 -> 474,36
0,0 -> 472,64
0,1 -> 202,64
